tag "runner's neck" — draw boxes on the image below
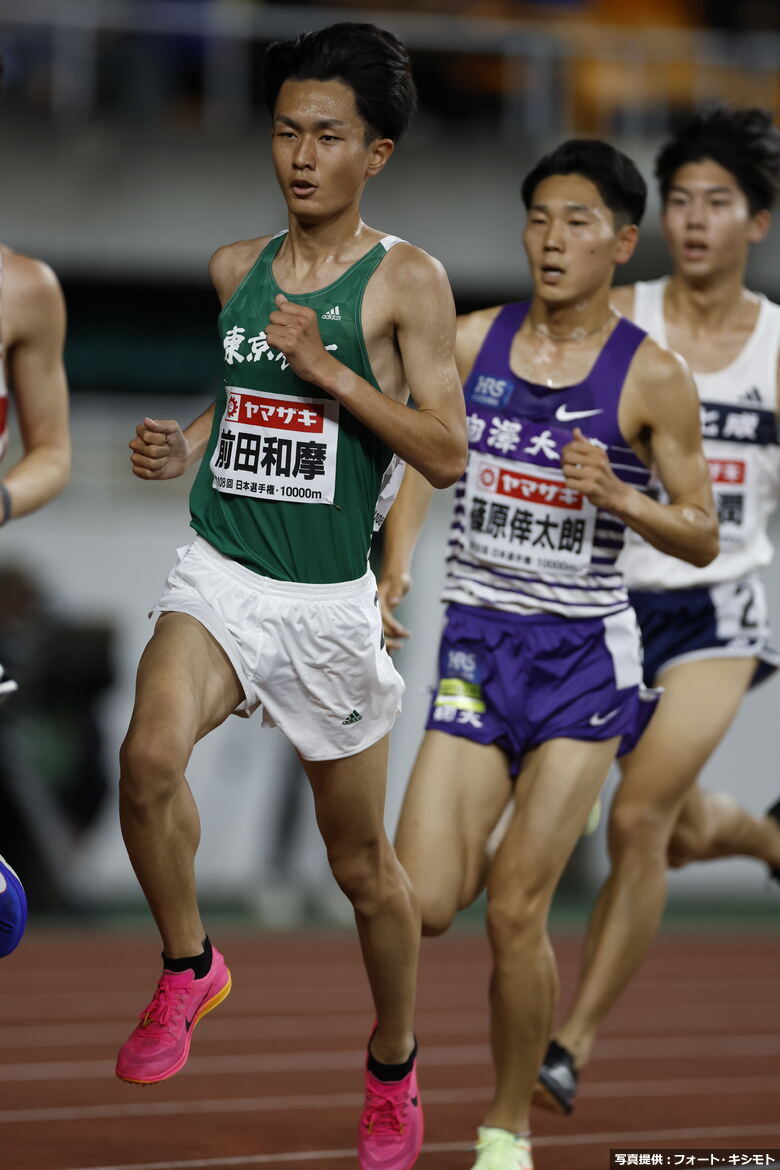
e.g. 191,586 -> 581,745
526,288 -> 616,347
665,269 -> 756,334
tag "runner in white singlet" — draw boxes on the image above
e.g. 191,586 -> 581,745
536,106 -> 780,1117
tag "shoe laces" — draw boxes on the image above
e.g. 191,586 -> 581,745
139,978 -> 187,1029
475,1128 -> 532,1170
362,1079 -> 410,1139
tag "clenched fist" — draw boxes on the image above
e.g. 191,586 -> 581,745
265,294 -> 340,386
561,426 -> 632,513
129,418 -> 192,481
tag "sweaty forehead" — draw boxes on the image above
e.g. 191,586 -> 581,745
530,173 -> 607,213
274,77 -> 361,125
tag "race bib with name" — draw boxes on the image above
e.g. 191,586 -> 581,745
465,453 -> 597,575
210,386 -> 339,504
708,456 -> 749,547
646,455 -> 751,550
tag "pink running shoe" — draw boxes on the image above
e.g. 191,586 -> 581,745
116,947 -> 231,1084
358,1057 -> 423,1170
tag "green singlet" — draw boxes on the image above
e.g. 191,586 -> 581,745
189,231 -> 401,583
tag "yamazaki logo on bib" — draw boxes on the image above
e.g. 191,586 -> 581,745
467,455 -> 598,575
225,391 -> 325,434
477,464 -> 583,510
211,386 -> 338,504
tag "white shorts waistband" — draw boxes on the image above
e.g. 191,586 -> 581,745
190,536 -> 373,601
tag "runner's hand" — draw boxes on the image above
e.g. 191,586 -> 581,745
377,571 -> 412,653
130,418 -> 191,480
0,663 -> 18,707
561,427 -> 632,513
266,295 -> 339,386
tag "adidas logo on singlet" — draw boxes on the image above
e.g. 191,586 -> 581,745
740,385 -> 762,403
321,306 -> 342,321
342,709 -> 363,725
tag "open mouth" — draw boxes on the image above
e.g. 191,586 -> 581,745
291,180 -> 317,197
682,241 -> 708,259
541,264 -> 565,281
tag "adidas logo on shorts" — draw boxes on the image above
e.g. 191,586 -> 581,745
321,305 -> 342,321
342,709 -> 363,725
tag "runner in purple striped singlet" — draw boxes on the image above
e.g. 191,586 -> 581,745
379,140 -> 719,1170
0,242 -> 70,957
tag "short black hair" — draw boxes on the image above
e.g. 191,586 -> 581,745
655,106 -> 780,214
521,139 -> 647,228
263,22 -> 417,144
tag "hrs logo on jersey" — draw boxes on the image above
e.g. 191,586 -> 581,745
471,376 -> 514,409
445,648 -> 482,684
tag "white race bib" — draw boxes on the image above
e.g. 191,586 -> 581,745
465,453 -> 597,575
210,386 -> 339,504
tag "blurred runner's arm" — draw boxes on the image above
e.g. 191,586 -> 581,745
1,259 -> 69,521
379,466 -> 435,650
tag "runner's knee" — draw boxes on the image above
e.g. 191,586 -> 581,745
486,887 -> 549,958
608,798 -> 674,860
327,839 -> 400,916
119,725 -> 188,809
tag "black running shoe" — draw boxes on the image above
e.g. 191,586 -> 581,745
533,1040 -> 578,1116
767,798 -> 780,885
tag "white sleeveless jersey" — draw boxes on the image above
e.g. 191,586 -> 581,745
0,252 -> 8,462
620,277 -> 780,590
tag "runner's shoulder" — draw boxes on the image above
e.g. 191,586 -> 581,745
210,236 -> 275,305
628,332 -> 695,418
378,239 -> 451,298
1,245 -> 62,302
0,245 -> 64,339
455,305 -> 504,370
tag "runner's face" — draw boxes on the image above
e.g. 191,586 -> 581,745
662,160 -> 764,281
271,79 -> 391,222
523,174 -> 634,305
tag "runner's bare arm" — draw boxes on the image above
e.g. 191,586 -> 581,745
378,465 -> 435,650
377,306 -> 501,647
128,239 -> 273,482
265,249 -> 468,488
561,342 -> 718,566
2,257 -> 69,521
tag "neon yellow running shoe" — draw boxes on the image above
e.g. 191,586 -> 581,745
470,1127 -> 534,1169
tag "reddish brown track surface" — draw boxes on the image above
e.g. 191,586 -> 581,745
1,928 -> 778,1170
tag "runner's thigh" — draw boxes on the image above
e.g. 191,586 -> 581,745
395,730 -> 512,919
490,736 -> 619,898
129,612 -> 245,752
615,656 -> 756,813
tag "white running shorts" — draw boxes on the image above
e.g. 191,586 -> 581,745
151,536 -> 405,761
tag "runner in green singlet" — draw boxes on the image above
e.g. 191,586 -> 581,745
115,23 -> 467,1170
